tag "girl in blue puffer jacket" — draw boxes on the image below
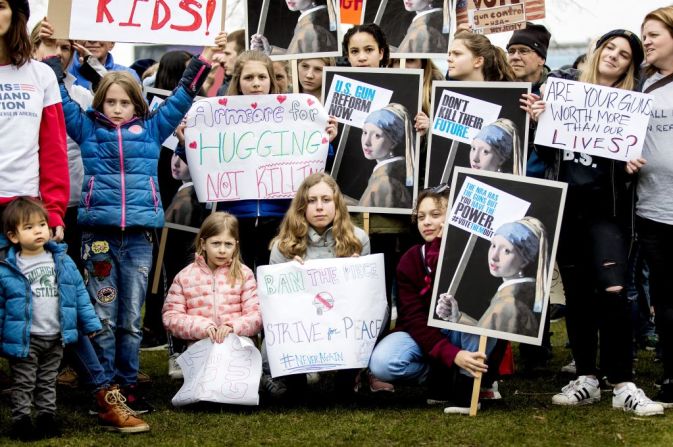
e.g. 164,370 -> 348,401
43,34 -> 223,410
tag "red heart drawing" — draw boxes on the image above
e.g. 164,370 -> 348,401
218,98 -> 227,106
307,99 -> 315,106
277,95 -> 287,104
322,137 -> 328,144
251,102 -> 258,109
189,141 -> 197,149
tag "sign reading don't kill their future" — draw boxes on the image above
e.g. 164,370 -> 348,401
432,89 -> 502,144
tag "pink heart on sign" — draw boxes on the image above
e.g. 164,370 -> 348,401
277,95 -> 287,104
251,102 -> 258,109
218,98 -> 227,106
188,141 -> 197,149
322,137 -> 328,144
307,99 -> 315,106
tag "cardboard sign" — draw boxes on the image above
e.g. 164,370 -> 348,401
432,90 -> 502,145
534,78 -> 654,161
468,2 -> 526,34
341,0 -> 365,24
257,254 -> 388,378
324,75 -> 394,128
49,0 -> 226,45
184,94 -> 329,202
449,176 -> 530,239
457,0 -> 545,25
172,335 -> 262,407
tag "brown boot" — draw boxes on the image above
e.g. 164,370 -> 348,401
95,385 -> 150,433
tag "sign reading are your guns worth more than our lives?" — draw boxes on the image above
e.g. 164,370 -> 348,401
535,78 -> 654,162
184,94 -> 330,203
449,176 -> 530,239
56,0 -> 225,45
324,75 -> 394,127
257,254 -> 388,378
432,89 -> 502,145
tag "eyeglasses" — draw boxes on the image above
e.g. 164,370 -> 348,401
507,47 -> 535,56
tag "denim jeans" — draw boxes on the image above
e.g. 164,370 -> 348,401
368,331 -> 496,381
81,229 -> 153,386
72,334 -> 108,391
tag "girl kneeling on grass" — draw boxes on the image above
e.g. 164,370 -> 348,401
162,212 -> 262,348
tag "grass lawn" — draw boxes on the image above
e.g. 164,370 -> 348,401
1,320 -> 671,447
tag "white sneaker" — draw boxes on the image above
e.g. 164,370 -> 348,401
444,403 -> 480,415
552,376 -> 600,406
168,353 -> 183,380
479,381 -> 502,400
560,359 -> 576,374
612,383 -> 664,416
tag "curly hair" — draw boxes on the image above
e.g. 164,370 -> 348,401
343,23 -> 390,67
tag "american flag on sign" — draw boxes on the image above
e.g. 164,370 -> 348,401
457,0 -> 545,24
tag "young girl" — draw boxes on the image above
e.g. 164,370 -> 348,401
162,212 -> 261,346
0,0 -> 67,238
523,29 -> 663,416
448,31 -> 515,82
368,186 -> 496,413
44,31 -> 224,411
298,57 -> 335,100
469,118 -> 523,175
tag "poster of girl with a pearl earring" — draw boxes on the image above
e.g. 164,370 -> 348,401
323,67 -> 424,214
364,0 -> 454,59
425,81 -> 531,188
247,0 -> 341,60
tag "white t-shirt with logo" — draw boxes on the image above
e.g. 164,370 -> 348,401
0,61 -> 61,199
16,251 -> 61,337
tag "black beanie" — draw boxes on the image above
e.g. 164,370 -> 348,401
595,29 -> 645,72
174,144 -> 188,165
9,0 -> 29,19
507,22 -> 551,59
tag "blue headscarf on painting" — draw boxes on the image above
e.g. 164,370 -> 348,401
364,108 -> 405,147
475,123 -> 514,162
494,221 -> 539,267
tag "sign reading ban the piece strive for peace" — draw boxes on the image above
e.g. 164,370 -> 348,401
184,94 -> 330,202
535,78 -> 654,162
449,176 -> 530,239
257,254 -> 388,378
62,0 -> 225,45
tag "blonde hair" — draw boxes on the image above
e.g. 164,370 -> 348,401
226,51 -> 280,96
642,6 -> 673,78
271,173 -> 362,259
93,71 -> 149,118
579,37 -> 637,90
196,212 -> 245,285
422,59 -> 445,116
454,31 -> 515,82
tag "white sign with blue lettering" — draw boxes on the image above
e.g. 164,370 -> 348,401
324,75 -> 394,128
432,90 -> 502,145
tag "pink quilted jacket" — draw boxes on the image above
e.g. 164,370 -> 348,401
162,256 -> 261,340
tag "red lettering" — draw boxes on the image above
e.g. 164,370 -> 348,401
171,0 -> 203,32
119,0 -> 148,28
96,0 -> 114,23
151,0 -> 171,30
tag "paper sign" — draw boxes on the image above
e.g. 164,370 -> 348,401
172,335 -> 262,407
324,75 -> 394,128
340,0 -> 365,25
458,0 -> 545,25
449,176 -> 530,239
468,3 -> 526,34
65,0 -> 225,46
257,254 -> 388,378
534,78 -> 654,161
184,93 -> 330,202
432,90 -> 502,144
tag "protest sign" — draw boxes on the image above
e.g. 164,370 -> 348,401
426,81 -> 530,188
324,75 -> 394,128
468,2 -> 526,34
183,93 -> 329,203
172,335 -> 262,407
534,78 -> 654,162
145,87 -> 205,151
341,0 -> 365,24
457,0 -> 545,27
49,0 -> 226,46
432,90 -> 502,145
449,176 -> 531,240
257,254 -> 388,378
428,168 -> 566,345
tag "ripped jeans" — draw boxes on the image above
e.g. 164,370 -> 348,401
81,229 -> 153,386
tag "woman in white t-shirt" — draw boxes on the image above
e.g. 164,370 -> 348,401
0,0 -> 68,239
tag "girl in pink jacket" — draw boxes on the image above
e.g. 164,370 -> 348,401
162,212 -> 262,343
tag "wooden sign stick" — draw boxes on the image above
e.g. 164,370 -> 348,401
258,0 -> 270,35
440,140 -> 460,184
151,227 -> 169,294
469,335 -> 488,417
292,60 -> 300,93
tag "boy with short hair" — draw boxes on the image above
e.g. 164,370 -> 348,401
0,197 -> 102,441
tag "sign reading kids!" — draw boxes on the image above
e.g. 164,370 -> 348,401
66,0 -> 225,46
184,94 -> 330,203
432,90 -> 501,145
324,75 -> 394,128
450,176 -> 530,239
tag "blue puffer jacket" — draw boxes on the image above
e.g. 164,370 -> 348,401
0,237 -> 102,359
55,56 -> 211,229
